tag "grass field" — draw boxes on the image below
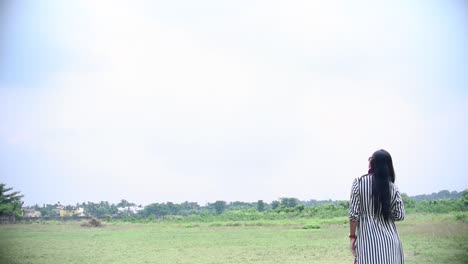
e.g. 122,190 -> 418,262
0,213 -> 467,264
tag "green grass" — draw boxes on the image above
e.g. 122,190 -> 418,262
398,213 -> 468,263
0,213 -> 467,264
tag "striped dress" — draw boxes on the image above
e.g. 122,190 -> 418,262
349,174 -> 405,264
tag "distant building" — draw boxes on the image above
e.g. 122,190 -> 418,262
117,205 -> 144,215
23,208 -> 41,218
74,207 -> 85,217
59,207 -> 85,217
53,203 -> 64,215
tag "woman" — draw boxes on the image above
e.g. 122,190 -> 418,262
349,149 -> 405,263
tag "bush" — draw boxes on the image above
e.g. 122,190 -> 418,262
455,213 -> 467,223
183,223 -> 199,228
303,224 -> 320,229
81,217 -> 103,227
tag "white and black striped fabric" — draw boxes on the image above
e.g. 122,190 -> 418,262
349,174 -> 405,264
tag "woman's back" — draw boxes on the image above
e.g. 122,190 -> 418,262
351,174 -> 405,220
349,150 -> 405,264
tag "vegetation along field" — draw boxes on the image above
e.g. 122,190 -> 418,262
0,212 -> 467,264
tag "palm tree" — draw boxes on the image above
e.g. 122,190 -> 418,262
0,183 -> 24,216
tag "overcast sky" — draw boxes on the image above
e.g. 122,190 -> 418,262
1,0 -> 467,206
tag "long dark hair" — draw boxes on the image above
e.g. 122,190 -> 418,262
369,149 -> 395,221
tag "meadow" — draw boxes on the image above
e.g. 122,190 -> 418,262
0,213 -> 467,264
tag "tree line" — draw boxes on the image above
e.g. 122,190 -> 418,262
408,190 -> 463,201
28,191 -> 468,219
1,182 -> 467,219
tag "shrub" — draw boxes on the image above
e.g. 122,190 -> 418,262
303,224 -> 320,229
183,223 -> 199,228
455,213 -> 467,223
81,217 -> 103,227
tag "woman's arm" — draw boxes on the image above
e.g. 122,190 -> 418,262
349,220 -> 357,237
349,178 -> 360,257
349,220 -> 357,256
391,187 -> 405,221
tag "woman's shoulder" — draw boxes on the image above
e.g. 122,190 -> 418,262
351,174 -> 371,186
356,173 -> 371,181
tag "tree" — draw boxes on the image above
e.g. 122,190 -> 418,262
39,204 -> 58,217
295,204 -> 305,213
401,193 -> 416,209
0,183 -> 24,217
214,200 -> 226,214
280,197 -> 299,208
166,202 -> 179,215
257,200 -> 265,212
462,189 -> 468,208
141,203 -> 171,218
338,200 -> 349,209
179,201 -> 200,215
271,200 -> 280,210
117,199 -> 135,208
110,204 -> 119,216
